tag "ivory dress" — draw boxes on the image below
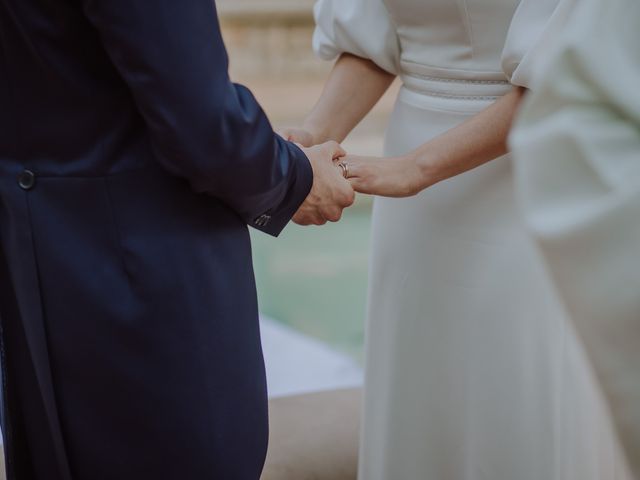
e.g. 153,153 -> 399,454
512,0 -> 640,475
313,0 -> 632,478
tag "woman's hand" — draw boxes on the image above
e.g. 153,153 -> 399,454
278,127 -> 319,148
342,154 -> 437,198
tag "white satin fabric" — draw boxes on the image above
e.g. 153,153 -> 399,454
512,0 -> 640,476
313,0 -> 632,478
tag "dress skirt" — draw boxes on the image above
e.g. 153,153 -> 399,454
359,77 -> 632,480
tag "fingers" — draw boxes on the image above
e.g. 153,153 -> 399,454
347,158 -> 423,198
348,176 -> 371,195
341,156 -> 375,195
294,141 -> 355,226
277,128 -> 294,142
350,176 -> 391,196
339,181 -> 356,207
316,142 -> 355,206
293,210 -> 327,226
305,208 -> 344,224
323,140 -> 347,160
279,128 -> 315,148
294,198 -> 348,226
277,128 -> 289,139
323,207 -> 344,223
337,154 -> 369,178
330,167 -> 356,208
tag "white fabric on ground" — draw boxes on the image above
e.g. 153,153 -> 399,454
260,316 -> 363,399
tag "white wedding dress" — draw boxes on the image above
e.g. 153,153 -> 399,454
313,0 -> 633,478
512,0 -> 640,475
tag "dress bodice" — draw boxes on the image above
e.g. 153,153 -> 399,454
382,0 -> 519,80
313,0 -> 570,89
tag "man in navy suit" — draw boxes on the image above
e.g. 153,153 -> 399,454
0,0 -> 354,478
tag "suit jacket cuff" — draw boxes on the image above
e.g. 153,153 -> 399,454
252,142 -> 313,237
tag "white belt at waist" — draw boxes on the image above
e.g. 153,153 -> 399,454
400,62 -> 512,100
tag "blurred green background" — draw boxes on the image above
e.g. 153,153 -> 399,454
251,199 -> 372,363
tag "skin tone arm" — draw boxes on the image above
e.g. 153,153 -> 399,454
285,53 -> 525,198
281,53 -> 396,146
285,53 -> 387,225
345,87 -> 527,197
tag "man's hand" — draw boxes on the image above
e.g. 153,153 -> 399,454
294,141 -> 355,225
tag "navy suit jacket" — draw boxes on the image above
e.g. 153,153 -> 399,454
0,0 -> 312,479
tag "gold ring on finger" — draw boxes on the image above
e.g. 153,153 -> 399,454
337,162 -> 349,179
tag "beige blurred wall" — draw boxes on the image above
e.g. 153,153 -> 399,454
218,0 -> 325,83
217,0 -> 397,156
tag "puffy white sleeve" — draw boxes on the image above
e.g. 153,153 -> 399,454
501,0 -> 576,88
312,0 -> 400,75
511,0 -> 640,475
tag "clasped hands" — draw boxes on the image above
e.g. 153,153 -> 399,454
283,127 -> 428,226
291,140 -> 353,226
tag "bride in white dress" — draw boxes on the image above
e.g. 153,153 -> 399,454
283,0 -> 633,478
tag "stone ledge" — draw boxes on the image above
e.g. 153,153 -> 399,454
218,0 -> 315,26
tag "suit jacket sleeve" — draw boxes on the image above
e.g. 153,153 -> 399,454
80,0 -> 312,236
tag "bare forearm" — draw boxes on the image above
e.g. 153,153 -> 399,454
303,54 -> 395,144
345,87 -> 527,197
415,87 -> 526,188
